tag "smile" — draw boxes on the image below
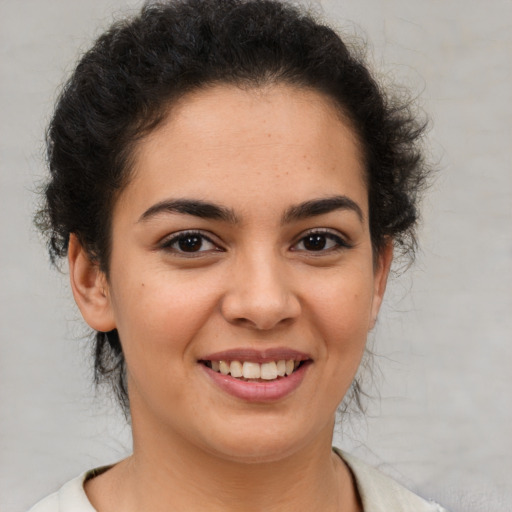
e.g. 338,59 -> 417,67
203,359 -> 302,381
199,350 -> 312,402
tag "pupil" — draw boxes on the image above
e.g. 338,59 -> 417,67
178,235 -> 202,252
304,235 -> 326,251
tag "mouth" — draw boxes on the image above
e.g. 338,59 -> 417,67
198,349 -> 312,401
199,359 -> 306,382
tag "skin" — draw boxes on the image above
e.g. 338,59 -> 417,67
69,84 -> 393,512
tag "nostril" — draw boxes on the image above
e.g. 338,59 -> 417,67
232,315 -> 295,331
221,296 -> 301,331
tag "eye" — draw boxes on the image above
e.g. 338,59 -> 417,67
291,230 -> 350,253
160,231 -> 221,255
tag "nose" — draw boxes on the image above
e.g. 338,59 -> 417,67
220,250 -> 301,330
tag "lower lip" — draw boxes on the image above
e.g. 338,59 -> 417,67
201,363 -> 310,402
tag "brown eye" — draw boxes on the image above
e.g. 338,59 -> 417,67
292,230 -> 350,253
302,234 -> 328,251
161,231 -> 220,255
178,235 -> 204,252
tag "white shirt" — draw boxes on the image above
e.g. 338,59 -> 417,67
28,450 -> 448,512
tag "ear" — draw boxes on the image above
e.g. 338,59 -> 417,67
369,240 -> 393,330
68,234 -> 116,333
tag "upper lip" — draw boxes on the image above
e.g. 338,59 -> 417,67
199,348 -> 312,363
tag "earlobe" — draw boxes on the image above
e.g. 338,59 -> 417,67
68,234 -> 116,333
369,240 -> 393,330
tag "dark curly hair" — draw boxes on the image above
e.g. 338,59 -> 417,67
36,0 -> 429,415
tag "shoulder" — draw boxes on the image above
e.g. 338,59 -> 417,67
334,448 -> 449,512
27,492 -> 60,512
27,468 -> 108,512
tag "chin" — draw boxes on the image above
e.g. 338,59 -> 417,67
209,439 -> 301,465
198,414 -> 329,465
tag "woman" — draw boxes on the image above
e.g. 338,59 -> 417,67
31,0 -> 446,510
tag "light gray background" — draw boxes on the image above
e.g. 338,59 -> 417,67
1,1 -> 511,511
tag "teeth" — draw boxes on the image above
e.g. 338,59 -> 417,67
209,359 -> 300,380
219,360 -> 230,375
260,361 -> 278,380
230,360 -> 243,378
242,362 -> 261,379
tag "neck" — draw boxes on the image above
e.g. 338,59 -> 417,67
86,411 -> 361,512
135,434 -> 336,511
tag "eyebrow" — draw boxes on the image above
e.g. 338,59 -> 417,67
282,195 -> 364,224
138,198 -> 239,224
138,195 -> 364,225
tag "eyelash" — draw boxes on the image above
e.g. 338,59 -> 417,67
159,230 -> 223,256
159,229 -> 351,257
291,229 -> 352,254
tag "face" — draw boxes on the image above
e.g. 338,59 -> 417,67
79,84 -> 391,463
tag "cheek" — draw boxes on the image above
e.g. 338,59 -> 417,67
307,269 -> 374,360
110,269 -> 224,365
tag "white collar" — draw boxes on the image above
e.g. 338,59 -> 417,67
336,448 -> 448,512
30,451 -> 447,512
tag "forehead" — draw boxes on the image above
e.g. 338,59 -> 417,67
120,84 -> 367,220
